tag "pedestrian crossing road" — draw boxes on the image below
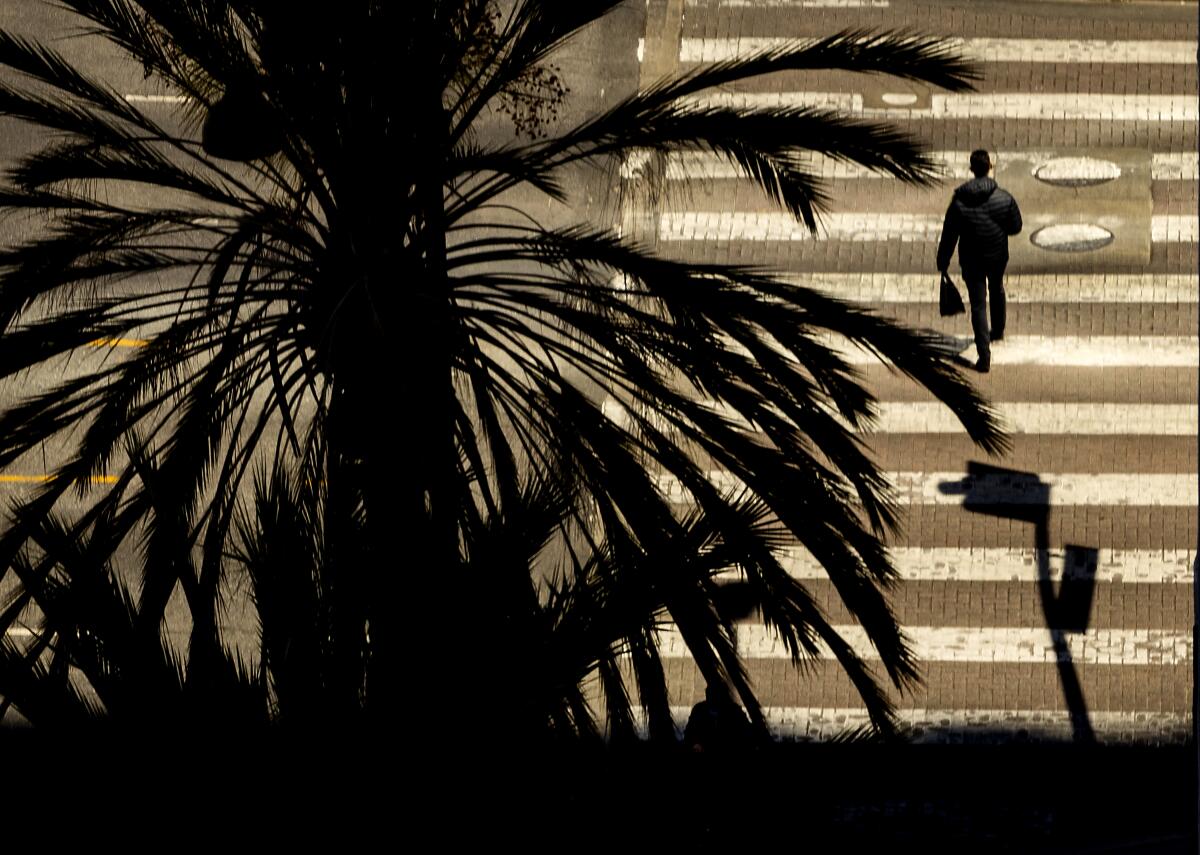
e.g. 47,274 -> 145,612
622,0 -> 1198,744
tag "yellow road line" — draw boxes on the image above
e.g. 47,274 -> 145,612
87,338 -> 149,348
0,474 -> 118,484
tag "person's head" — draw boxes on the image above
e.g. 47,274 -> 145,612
969,149 -> 992,177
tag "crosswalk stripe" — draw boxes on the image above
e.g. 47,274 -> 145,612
657,151 -> 1198,181
654,625 -> 1193,664
715,333 -> 1200,368
777,547 -> 1195,584
678,38 -> 1199,64
863,403 -> 1195,435
1148,152 -> 1200,180
689,92 -> 1199,121
1152,215 -> 1200,242
712,332 -> 1196,366
654,471 -> 1198,506
0,474 -> 117,484
604,399 -> 1196,435
774,273 -> 1197,303
891,471 -> 1196,506
648,707 -> 1190,743
659,212 -> 1197,243
683,0 -> 889,6
821,335 -> 1199,367
123,94 -> 187,104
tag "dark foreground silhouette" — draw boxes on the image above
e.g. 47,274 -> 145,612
0,728 -> 1192,852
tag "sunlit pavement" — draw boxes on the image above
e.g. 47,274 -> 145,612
630,0 -> 1198,749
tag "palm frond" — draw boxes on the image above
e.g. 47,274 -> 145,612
0,3 -> 1006,744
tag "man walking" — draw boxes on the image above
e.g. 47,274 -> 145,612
936,149 -> 1023,373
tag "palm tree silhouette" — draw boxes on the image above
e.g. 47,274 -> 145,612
0,2 -> 1006,740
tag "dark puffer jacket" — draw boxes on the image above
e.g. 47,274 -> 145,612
936,177 -> 1023,272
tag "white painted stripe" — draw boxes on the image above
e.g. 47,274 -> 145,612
655,624 -> 1193,664
692,90 -> 862,111
776,273 -> 1198,304
660,151 -> 1197,181
679,38 -> 1198,64
778,547 -> 1195,584
691,92 -> 1199,121
604,398 -> 1195,435
684,0 -> 889,6
659,211 -> 1197,243
658,211 -> 942,241
123,94 -> 188,104
646,707 -> 1191,744
703,331 -> 1195,367
867,402 -> 1196,435
826,334 -> 1196,367
1152,215 -> 1200,242
924,93 -> 1198,121
654,471 -> 1198,506
891,471 -> 1197,506
1153,152 -> 1200,180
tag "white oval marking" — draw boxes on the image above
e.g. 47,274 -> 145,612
881,92 -> 919,106
1030,223 -> 1114,252
1034,156 -> 1122,186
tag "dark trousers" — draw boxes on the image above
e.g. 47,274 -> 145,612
962,264 -> 1007,362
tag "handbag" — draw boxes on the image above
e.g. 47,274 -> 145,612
939,271 -> 966,317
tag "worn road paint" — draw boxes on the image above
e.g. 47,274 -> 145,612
659,212 -> 1197,243
654,624 -> 1193,664
774,273 -> 1197,303
655,470 -> 1199,506
776,547 -> 1195,584
690,92 -> 1199,121
678,38 -> 1199,64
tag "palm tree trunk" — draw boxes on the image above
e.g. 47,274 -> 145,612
348,23 -> 470,748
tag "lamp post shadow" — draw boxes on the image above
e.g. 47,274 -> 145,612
938,461 -> 1097,744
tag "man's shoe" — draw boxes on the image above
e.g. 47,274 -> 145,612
976,357 -> 991,373
991,332 -> 1005,342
